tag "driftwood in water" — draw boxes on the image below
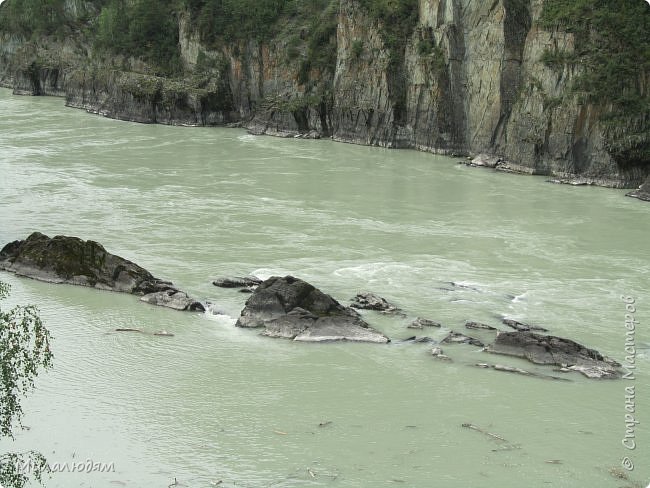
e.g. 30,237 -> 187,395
461,422 -> 520,451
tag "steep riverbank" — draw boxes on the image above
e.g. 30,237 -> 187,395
0,0 -> 648,187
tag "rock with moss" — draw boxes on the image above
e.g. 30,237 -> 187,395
0,232 -> 204,312
236,276 -> 389,343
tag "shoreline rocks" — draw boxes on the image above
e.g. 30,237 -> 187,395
236,276 -> 389,343
626,175 -> 650,202
0,232 -> 204,312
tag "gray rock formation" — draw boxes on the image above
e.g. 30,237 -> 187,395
0,232 -> 204,312
408,317 -> 442,329
400,336 -> 435,344
485,331 -> 620,379
212,276 -> 262,288
236,276 -> 389,343
465,321 -> 498,331
350,292 -> 400,313
626,175 -> 650,202
140,290 -> 205,311
431,347 -> 451,361
502,318 -> 548,332
441,331 -> 485,347
475,362 -> 570,381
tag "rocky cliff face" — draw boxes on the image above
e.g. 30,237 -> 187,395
0,0 -> 647,187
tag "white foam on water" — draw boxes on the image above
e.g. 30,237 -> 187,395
512,291 -> 528,303
250,268 -> 289,280
203,309 -> 237,327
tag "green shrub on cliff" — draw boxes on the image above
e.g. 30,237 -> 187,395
0,0 -> 66,38
541,0 -> 650,117
298,0 -> 338,85
94,0 -> 181,75
357,0 -> 418,51
189,0 -> 286,44
541,0 -> 650,165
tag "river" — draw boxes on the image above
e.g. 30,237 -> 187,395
0,88 -> 648,488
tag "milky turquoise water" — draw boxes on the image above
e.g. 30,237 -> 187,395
0,88 -> 649,488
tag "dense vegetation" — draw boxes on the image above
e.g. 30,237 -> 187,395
188,0 -> 287,44
186,0 -> 339,89
0,0 -> 68,38
95,0 -> 181,75
357,0 -> 418,56
540,0 -> 650,119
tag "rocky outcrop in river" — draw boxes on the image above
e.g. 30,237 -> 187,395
485,331 -> 621,379
236,276 -> 389,343
0,232 -> 204,312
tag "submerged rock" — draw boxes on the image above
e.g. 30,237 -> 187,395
485,331 -> 620,379
475,363 -> 570,381
236,276 -> 389,343
441,331 -> 485,347
350,292 -> 400,313
465,321 -> 497,331
140,290 -> 205,312
408,317 -> 442,329
0,232 -> 204,312
399,336 -> 435,344
212,276 -> 262,288
502,318 -> 548,332
431,347 -> 451,361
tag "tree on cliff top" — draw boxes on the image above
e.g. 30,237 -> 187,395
0,281 -> 53,488
94,0 -> 181,75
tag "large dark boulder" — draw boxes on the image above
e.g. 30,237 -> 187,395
486,331 -> 620,379
0,232 -> 204,312
236,276 -> 389,343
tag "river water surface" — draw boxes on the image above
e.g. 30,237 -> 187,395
0,88 -> 649,487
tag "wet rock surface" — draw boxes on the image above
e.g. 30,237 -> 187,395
236,276 -> 389,343
475,363 -> 570,381
502,318 -> 548,332
486,331 -> 620,379
408,317 -> 442,329
350,292 -> 400,313
140,290 -> 206,312
0,232 -> 204,311
212,276 -> 262,288
441,331 -> 485,347
431,347 -> 451,361
465,321 -> 497,331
